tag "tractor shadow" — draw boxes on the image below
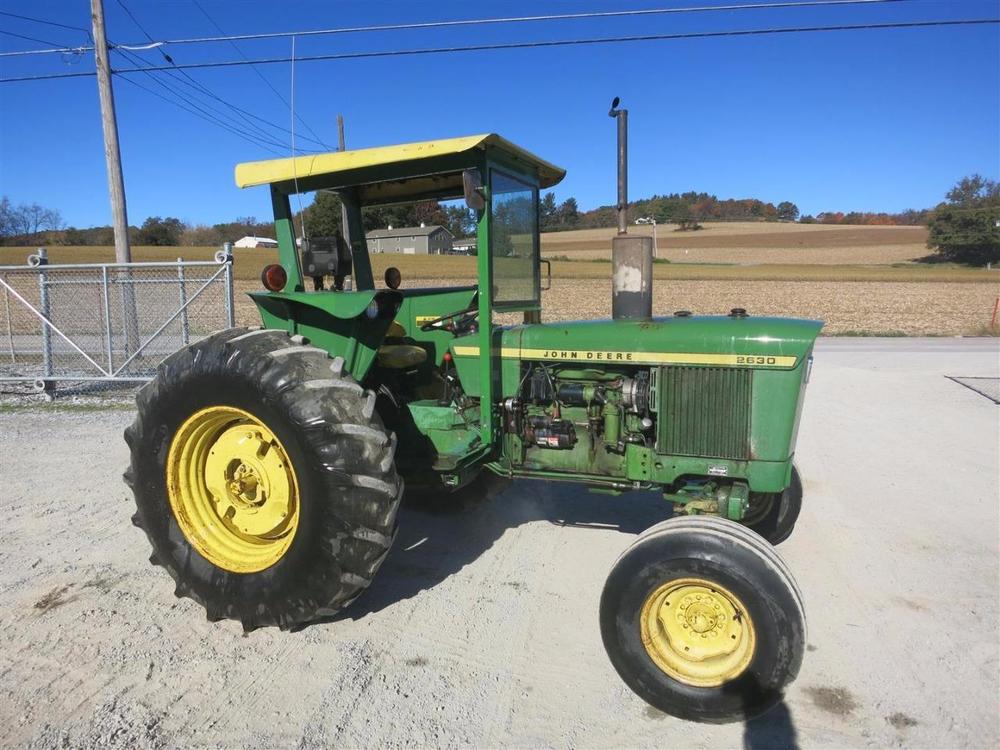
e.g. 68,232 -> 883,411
725,675 -> 800,750
339,479 -> 671,621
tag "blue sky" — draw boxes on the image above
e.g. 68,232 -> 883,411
1,0 -> 998,229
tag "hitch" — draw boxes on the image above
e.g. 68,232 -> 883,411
664,481 -> 750,521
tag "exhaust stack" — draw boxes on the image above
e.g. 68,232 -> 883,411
609,98 -> 653,320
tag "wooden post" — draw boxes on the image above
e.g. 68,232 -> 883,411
91,0 -> 131,264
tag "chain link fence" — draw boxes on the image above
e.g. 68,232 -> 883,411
0,248 -> 234,395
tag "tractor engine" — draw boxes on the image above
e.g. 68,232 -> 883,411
504,364 -> 653,472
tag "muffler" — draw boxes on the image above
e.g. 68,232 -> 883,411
609,97 -> 653,320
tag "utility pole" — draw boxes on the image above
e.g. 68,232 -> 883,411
91,0 -> 131,263
92,0 -> 138,359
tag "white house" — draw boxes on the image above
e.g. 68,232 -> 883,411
234,235 -> 279,249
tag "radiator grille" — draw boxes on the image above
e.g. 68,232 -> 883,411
655,366 -> 752,459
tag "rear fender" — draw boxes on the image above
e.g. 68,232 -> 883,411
250,289 -> 401,380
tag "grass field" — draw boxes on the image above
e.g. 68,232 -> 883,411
3,224 -> 998,336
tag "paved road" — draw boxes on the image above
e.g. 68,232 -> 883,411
0,338 -> 997,748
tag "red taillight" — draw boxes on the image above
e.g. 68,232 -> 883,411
261,264 -> 287,292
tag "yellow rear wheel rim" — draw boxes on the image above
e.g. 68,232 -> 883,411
166,406 -> 300,573
640,577 -> 756,687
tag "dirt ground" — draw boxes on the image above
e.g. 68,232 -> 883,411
1,338 -> 997,748
540,223 -> 929,264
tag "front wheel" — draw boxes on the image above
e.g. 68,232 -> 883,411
599,516 -> 805,723
743,465 -> 802,545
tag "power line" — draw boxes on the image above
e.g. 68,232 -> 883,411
0,29 -> 68,48
93,19 -> 1000,73
3,18 -> 997,84
110,0 -> 306,149
0,10 -> 89,33
113,44 -> 322,150
109,0 -> 327,149
0,0 -> 920,57
191,0 -> 331,150
118,75 -> 285,156
119,0 -> 922,48
113,46 -> 293,153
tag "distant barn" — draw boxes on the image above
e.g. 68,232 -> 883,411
451,237 -> 477,254
234,235 -> 279,249
366,224 -> 453,255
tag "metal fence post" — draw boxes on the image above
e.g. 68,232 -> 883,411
36,248 -> 52,379
177,258 -> 190,345
2,274 -> 15,364
101,264 -> 114,372
222,242 -> 235,328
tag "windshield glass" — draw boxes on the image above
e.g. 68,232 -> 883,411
489,170 -> 539,309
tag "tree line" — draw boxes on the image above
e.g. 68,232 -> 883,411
554,193 -> 933,231
2,174 -> 996,264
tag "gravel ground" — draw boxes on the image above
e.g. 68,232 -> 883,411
0,339 -> 997,749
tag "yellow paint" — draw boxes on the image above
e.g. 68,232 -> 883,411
640,577 -> 756,687
166,406 -> 299,574
414,315 -> 443,326
235,133 -> 565,190
450,345 -> 795,368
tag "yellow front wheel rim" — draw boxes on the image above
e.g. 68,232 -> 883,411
166,406 -> 300,573
640,577 -> 756,687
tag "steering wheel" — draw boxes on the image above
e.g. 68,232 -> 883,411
419,306 -> 479,333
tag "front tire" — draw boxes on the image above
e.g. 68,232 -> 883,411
600,516 -> 805,723
743,465 -> 802,545
124,328 -> 402,630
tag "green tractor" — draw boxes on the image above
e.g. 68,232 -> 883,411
125,121 -> 820,722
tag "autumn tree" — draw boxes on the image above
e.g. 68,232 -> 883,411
137,216 -> 185,246
776,201 -> 799,221
927,175 -> 1000,265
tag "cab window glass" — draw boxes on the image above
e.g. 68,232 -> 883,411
490,170 -> 538,308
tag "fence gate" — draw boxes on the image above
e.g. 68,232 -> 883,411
0,249 -> 235,393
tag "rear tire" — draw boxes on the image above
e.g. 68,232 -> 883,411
600,516 -> 805,723
124,328 -> 402,630
743,465 -> 802,545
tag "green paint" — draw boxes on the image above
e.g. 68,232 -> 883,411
245,134 -> 820,507
271,187 -> 303,292
251,289 -> 398,380
407,399 -> 482,470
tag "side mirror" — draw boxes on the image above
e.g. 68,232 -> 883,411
463,169 -> 486,211
384,266 -> 401,290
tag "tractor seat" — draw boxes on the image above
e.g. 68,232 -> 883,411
377,344 -> 428,369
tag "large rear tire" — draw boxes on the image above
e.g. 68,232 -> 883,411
600,516 -> 805,723
124,328 -> 402,630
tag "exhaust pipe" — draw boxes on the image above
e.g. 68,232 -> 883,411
609,97 -> 653,321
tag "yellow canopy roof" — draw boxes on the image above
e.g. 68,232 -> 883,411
234,134 -> 566,195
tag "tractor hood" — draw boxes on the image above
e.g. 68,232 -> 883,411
502,316 -> 823,370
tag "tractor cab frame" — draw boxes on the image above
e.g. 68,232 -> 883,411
235,134 -> 562,465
